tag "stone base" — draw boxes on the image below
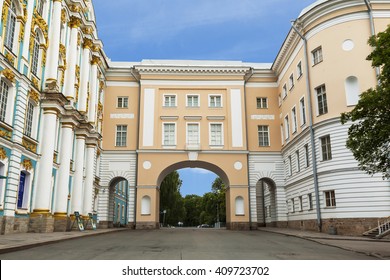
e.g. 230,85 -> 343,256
271,218 -> 385,236
54,216 -> 69,232
126,222 -> 136,229
250,222 -> 258,230
136,222 -> 159,230
98,221 -> 109,229
226,222 -> 250,231
1,216 -> 30,235
28,214 -> 54,233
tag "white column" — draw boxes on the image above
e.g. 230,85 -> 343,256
0,1 -> 4,18
88,57 -> 99,123
34,109 -> 58,213
83,144 -> 96,216
21,0 -> 34,59
54,123 -> 74,216
78,41 -> 92,112
63,17 -> 80,100
71,135 -> 85,214
44,0 -> 63,83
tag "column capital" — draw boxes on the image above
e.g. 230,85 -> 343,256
68,16 -> 82,28
91,55 -> 100,65
53,0 -> 63,3
82,38 -> 93,49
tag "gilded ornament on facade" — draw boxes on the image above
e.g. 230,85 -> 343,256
1,68 -> 15,83
82,27 -> 93,35
0,147 -> 7,160
0,129 -> 12,140
53,152 -> 58,163
83,38 -> 93,49
59,43 -> 66,57
69,4 -> 81,13
75,65 -> 80,79
22,159 -> 33,171
2,2 -> 9,24
68,16 -> 81,28
91,55 -> 100,65
4,52 -> 15,65
99,80 -> 104,93
91,44 -> 100,52
28,90 -> 40,103
61,9 -> 66,24
31,77 -> 39,89
22,138 -> 37,153
97,101 -> 103,116
77,33 -> 81,46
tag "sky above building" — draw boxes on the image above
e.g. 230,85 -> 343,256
93,0 -> 315,196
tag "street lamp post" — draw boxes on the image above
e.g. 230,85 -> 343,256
162,210 -> 166,227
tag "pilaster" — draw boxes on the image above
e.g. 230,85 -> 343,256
82,143 -> 96,217
70,134 -> 86,214
78,39 -> 92,113
88,56 -> 99,123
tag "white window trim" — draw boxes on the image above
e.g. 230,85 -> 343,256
162,94 -> 177,107
162,122 -> 177,148
0,158 -> 9,209
258,125 -> 270,147
299,96 -> 307,127
117,96 -> 129,108
209,122 -> 224,148
16,168 -> 35,213
186,122 -> 200,149
282,84 -> 287,99
289,73 -> 294,90
186,94 -> 200,108
324,190 -> 336,208
297,61 -> 303,79
291,106 -> 297,134
312,46 -> 323,66
284,115 -> 289,141
115,125 -> 127,147
0,78 -> 16,125
256,97 -> 268,109
208,94 -> 223,108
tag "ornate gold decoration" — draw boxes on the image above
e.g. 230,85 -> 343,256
61,8 -> 66,24
4,52 -> 15,65
28,90 -> 40,103
0,147 -> 7,160
31,77 -> 39,89
41,48 -> 47,65
22,159 -> 33,171
59,43 -> 66,57
77,32 -> 81,46
68,16 -> 81,28
53,152 -> 58,163
31,8 -> 49,50
91,55 -> 100,65
82,38 -> 93,49
91,44 -> 100,52
97,101 -> 103,116
82,27 -> 93,35
0,129 -> 12,140
2,2 -> 9,25
99,80 -> 104,93
69,4 -> 81,13
1,68 -> 15,83
22,138 -> 37,153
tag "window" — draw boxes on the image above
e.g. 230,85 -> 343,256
235,196 -> 244,215
299,97 -> 306,126
141,196 -> 151,215
209,95 -> 222,108
24,100 -> 34,137
258,125 -> 270,147
17,171 -> 30,209
324,190 -> 336,207
316,85 -> 328,115
345,76 -> 360,106
117,97 -> 128,108
115,125 -> 127,147
36,0 -> 44,16
299,196 -> 303,211
163,123 -> 176,146
164,95 -> 176,107
210,123 -> 223,146
282,84 -> 287,99
280,125 -> 284,145
278,94 -> 282,107
289,73 -> 294,90
5,2 -> 17,50
284,115 -> 289,140
292,107 -> 297,133
304,144 -> 310,167
308,193 -> 313,210
291,198 -> 295,213
295,150 -> 300,172
320,135 -> 332,161
297,61 -> 303,78
288,155 -> 292,176
187,95 -> 199,107
187,123 -> 199,145
312,47 -> 323,65
256,97 -> 268,109
31,36 -> 40,76
0,80 -> 9,122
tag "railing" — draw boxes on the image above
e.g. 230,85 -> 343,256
378,216 -> 390,235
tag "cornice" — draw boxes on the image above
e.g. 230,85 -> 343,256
135,65 -> 251,75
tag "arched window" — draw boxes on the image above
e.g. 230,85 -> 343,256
0,78 -> 15,125
17,170 -> 31,209
31,36 -> 40,76
36,0 -> 45,16
141,195 -> 151,215
345,76 -> 360,106
235,196 -> 245,215
5,1 -> 17,50
0,80 -> 10,122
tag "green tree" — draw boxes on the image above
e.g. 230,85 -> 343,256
160,171 -> 185,226
183,194 -> 202,226
341,25 -> 390,179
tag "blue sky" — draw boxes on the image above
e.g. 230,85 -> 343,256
93,0 -> 315,196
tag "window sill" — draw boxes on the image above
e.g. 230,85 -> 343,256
235,214 -> 245,216
116,107 -> 129,109
325,206 -> 336,209
312,60 -> 323,67
162,145 -> 177,149
186,106 -> 200,109
163,106 -> 177,109
209,145 -> 224,149
297,74 -> 303,80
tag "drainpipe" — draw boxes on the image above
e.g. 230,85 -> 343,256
291,21 -> 322,232
130,67 -> 140,228
364,0 -> 381,82
244,68 -> 254,229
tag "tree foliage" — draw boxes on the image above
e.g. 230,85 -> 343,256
160,171 -> 185,226
341,25 -> 390,179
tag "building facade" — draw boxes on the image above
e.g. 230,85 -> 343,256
0,0 -> 389,235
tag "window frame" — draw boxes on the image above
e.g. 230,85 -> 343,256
163,94 -> 177,107
320,135 -> 332,161
0,80 -> 10,123
284,115 -> 290,141
304,144 -> 310,167
209,122 -> 224,147
299,96 -> 307,126
291,106 -> 297,134
295,150 -> 300,172
162,122 -> 176,147
282,84 -> 287,99
24,100 -> 35,137
31,35 -> 41,76
117,96 -> 129,108
324,190 -> 336,207
316,84 -> 328,115
5,1 -> 17,51
289,73 -> 294,90
208,94 -> 222,108
256,97 -> 268,109
186,94 -> 200,108
257,125 -> 270,147
186,122 -> 200,147
115,125 -> 128,147
312,46 -> 323,65
297,61 -> 303,79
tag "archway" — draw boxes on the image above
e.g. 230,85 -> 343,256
256,178 -> 277,227
135,156 -> 250,230
108,177 -> 129,228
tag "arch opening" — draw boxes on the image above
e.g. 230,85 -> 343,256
255,178 -> 277,227
108,177 -> 129,228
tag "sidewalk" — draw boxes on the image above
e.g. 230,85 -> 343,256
0,228 -> 127,254
258,227 -> 390,260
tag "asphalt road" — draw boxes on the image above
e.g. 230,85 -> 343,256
0,228 -> 376,260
